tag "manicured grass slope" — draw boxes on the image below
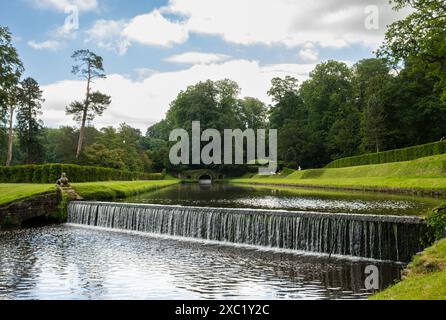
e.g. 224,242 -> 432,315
234,154 -> 446,192
72,180 -> 180,200
372,238 -> 446,300
0,184 -> 55,207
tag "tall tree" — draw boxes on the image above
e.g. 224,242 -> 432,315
361,94 -> 387,153
239,97 -> 268,129
166,79 -> 242,131
268,76 -> 302,129
16,77 -> 45,164
299,61 -> 356,166
0,26 -> 24,166
352,58 -> 391,111
67,50 -> 111,159
378,0 -> 446,100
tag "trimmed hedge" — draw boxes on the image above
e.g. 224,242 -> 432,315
326,141 -> 446,169
0,164 -> 165,184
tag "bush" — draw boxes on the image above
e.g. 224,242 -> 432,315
326,141 -> 446,168
426,204 -> 446,242
0,164 -> 165,184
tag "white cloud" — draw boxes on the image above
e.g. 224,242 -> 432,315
135,68 -> 158,80
85,11 -> 189,53
299,43 -> 319,62
41,59 -> 316,130
123,10 -> 189,47
28,40 -> 61,51
85,20 -> 130,55
163,0 -> 409,49
32,0 -> 98,12
165,52 -> 231,65
85,0 -> 409,55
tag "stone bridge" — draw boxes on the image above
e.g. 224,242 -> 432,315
178,170 -> 225,181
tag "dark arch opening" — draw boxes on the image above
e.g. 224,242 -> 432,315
199,174 -> 212,181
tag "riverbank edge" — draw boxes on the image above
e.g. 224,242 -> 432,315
370,204 -> 446,299
231,180 -> 446,197
0,180 -> 181,228
370,237 -> 446,300
71,180 -> 181,201
0,190 -> 62,229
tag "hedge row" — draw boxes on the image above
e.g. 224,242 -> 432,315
0,164 -> 165,184
326,141 -> 446,169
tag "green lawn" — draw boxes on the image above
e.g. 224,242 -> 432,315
0,184 -> 55,207
72,180 -> 181,200
372,238 -> 446,300
0,180 -> 181,207
233,154 -> 446,193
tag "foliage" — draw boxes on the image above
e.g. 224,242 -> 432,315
0,26 -> 23,113
16,77 -> 45,164
67,49 -> 111,158
377,0 -> 446,101
371,238 -> 446,300
0,164 -> 165,184
66,91 -> 111,122
0,26 -> 24,167
426,204 -> 446,242
239,97 -> 268,129
326,141 -> 446,168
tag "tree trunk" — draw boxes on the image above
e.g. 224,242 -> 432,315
76,66 -> 92,159
6,106 -> 14,167
76,106 -> 88,159
27,97 -> 32,164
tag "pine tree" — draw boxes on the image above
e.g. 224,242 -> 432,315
67,50 -> 111,159
16,77 -> 45,164
0,26 -> 24,166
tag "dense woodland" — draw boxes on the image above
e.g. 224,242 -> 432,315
1,0 -> 445,173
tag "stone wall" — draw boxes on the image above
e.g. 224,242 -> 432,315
0,192 -> 62,229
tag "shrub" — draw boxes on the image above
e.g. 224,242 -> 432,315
0,164 -> 165,184
326,141 -> 446,168
426,204 -> 446,242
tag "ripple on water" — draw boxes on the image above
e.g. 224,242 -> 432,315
0,225 -> 403,300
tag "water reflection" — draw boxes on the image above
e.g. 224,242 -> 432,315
0,225 -> 402,300
122,183 -> 439,216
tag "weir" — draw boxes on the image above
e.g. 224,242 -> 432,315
67,201 -> 428,262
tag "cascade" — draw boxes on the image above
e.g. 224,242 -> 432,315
68,201 -> 427,262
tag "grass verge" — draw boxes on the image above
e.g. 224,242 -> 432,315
72,180 -> 181,201
0,184 -> 55,207
371,238 -> 446,300
233,154 -> 446,194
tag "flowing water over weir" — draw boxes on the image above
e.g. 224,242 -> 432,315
68,201 -> 427,262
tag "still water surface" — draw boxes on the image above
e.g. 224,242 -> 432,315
0,225 -> 402,300
123,183 -> 439,216
1,183 -> 437,300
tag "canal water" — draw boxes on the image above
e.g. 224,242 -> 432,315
0,184 -> 440,300
122,183 -> 440,216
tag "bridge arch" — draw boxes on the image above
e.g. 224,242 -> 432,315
178,170 -> 224,181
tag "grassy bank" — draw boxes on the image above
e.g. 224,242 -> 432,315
0,184 -> 55,207
233,154 -> 446,194
72,180 -> 180,200
372,238 -> 446,300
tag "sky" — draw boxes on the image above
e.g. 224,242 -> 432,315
0,0 -> 409,131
